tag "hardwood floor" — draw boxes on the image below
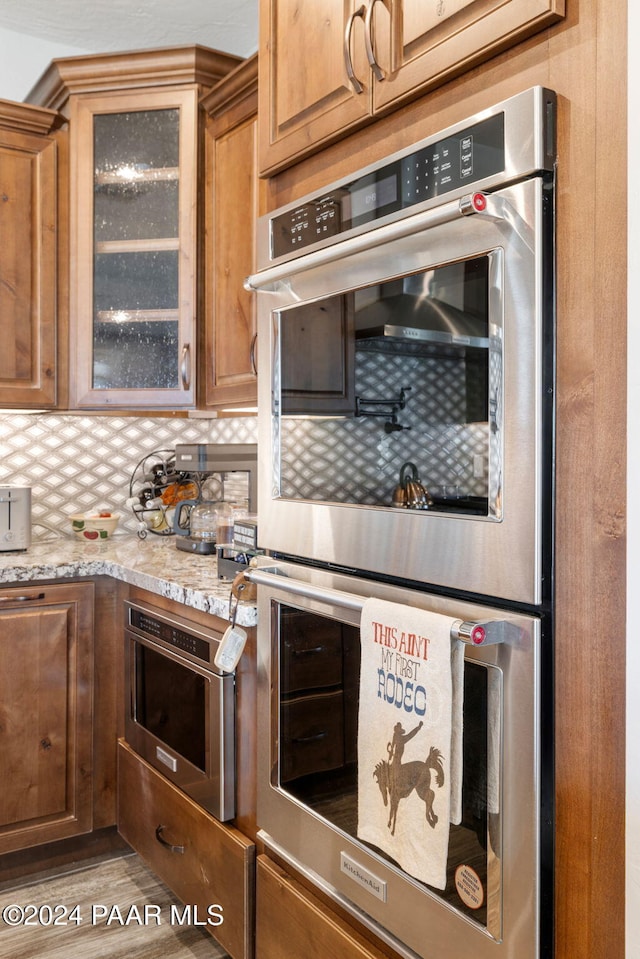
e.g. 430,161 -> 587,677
0,853 -> 230,958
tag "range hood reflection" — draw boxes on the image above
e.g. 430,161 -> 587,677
354,293 -> 490,350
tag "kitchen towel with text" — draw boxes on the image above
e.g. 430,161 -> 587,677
357,598 -> 464,890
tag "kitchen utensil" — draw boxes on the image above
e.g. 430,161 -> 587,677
393,462 -> 433,510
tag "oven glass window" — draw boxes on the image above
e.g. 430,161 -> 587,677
134,642 -> 207,771
276,254 -> 502,518
277,604 -> 495,927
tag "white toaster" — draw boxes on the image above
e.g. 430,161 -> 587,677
0,485 -> 31,551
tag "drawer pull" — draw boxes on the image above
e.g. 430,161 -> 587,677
291,645 -> 325,656
292,731 -> 328,744
155,824 -> 185,854
0,592 -> 45,603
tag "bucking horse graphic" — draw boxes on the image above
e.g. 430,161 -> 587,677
373,720 -> 445,835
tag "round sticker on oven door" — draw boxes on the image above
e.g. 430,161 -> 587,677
454,864 -> 485,910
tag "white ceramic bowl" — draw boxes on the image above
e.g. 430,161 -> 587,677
69,512 -> 120,540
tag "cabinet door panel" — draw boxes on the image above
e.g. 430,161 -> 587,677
70,89 -> 197,408
206,116 -> 258,406
375,0 -> 565,112
0,583 -> 93,854
0,124 -> 56,406
0,608 -> 70,824
259,0 -> 371,176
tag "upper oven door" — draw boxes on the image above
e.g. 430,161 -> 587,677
253,174 -> 553,605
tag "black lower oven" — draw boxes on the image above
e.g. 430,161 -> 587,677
247,557 -> 552,959
123,600 -> 235,821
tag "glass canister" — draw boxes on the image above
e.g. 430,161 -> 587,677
214,502 -> 235,546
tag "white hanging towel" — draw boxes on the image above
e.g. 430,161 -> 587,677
357,598 -> 464,891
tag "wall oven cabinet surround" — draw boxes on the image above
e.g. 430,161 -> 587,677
0,100 -> 58,408
258,0 -> 564,175
0,582 -> 94,855
27,46 -> 240,409
118,741 -> 255,959
249,86 -> 556,606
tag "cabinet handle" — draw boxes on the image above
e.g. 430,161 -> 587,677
180,344 -> 192,390
0,592 -> 45,603
291,645 -> 325,656
344,4 -> 366,94
292,732 -> 328,744
155,824 -> 185,854
364,0 -> 386,81
250,332 -> 258,376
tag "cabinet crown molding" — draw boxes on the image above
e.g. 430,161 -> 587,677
26,44 -> 243,113
0,98 -> 59,135
201,53 -> 258,117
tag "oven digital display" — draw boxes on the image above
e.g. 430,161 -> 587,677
345,173 -> 398,224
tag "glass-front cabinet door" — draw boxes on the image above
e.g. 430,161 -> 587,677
70,89 -> 197,407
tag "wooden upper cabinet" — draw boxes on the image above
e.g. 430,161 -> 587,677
201,54 -> 261,410
258,0 -> 371,177
258,0 -> 565,176
0,100 -> 58,408
27,46 -> 241,410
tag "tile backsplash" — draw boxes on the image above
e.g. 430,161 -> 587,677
0,413 -> 257,538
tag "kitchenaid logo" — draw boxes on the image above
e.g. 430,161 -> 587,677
340,853 -> 387,902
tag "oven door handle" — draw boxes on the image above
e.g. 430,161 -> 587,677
245,191 -> 493,293
245,567 -> 511,645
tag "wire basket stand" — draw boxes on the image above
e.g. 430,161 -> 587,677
127,449 -> 199,539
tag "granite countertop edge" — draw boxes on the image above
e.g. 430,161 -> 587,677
0,533 -> 257,627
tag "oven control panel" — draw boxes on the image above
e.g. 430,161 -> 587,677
271,112 -> 505,258
128,606 -> 211,664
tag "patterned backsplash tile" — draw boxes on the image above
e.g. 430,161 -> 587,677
0,413 -> 257,537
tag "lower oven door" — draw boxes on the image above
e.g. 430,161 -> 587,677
250,557 -> 551,959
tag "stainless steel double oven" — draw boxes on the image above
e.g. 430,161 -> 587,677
247,87 -> 556,959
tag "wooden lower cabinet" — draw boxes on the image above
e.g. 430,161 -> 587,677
256,855 -> 391,959
117,740 -> 255,959
0,581 -> 94,853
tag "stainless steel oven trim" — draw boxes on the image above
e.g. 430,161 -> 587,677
256,176 -> 547,603
255,558 -> 542,959
246,190 -> 490,292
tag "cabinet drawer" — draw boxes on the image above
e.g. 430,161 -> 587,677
117,741 -> 254,959
281,691 -> 344,782
256,855 -> 389,959
281,612 -> 343,692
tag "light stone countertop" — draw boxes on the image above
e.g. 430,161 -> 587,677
0,531 -> 257,626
